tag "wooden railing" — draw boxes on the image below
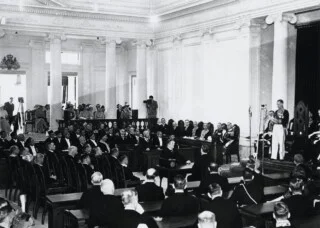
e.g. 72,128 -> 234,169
57,118 -> 157,131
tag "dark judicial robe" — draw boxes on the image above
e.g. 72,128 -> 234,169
136,182 -> 165,202
282,195 -> 312,218
160,191 -> 199,216
122,165 -> 139,181
199,173 -> 230,193
78,185 -> 103,209
53,138 -> 69,151
191,153 -> 212,180
201,196 -> 242,228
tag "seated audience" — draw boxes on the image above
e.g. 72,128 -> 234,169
199,163 -> 230,194
160,175 -> 199,216
78,172 -> 103,209
196,211 -> 217,228
291,154 -> 311,180
0,131 -> 9,149
87,133 -> 98,148
53,131 -> 68,151
116,129 -> 128,145
94,104 -> 105,119
201,183 -> 242,228
119,154 -> 140,181
174,120 -> 186,138
136,168 -> 164,202
185,119 -> 194,137
88,179 -> 124,228
195,122 -> 204,138
127,127 -> 138,145
157,118 -> 168,135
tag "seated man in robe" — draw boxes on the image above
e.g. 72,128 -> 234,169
159,139 -> 190,168
119,154 -> 140,182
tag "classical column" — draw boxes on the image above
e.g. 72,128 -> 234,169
48,34 -> 63,131
136,41 -> 148,118
104,39 -> 117,118
80,43 -> 94,104
266,13 -> 297,109
29,40 -> 46,108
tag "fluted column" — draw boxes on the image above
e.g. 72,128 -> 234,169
266,13 -> 297,109
29,40 -> 46,108
80,43 -> 94,104
136,41 -> 148,118
49,34 -> 63,131
104,39 -> 117,118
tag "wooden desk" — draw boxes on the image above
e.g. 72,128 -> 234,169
263,172 -> 290,186
241,201 -> 277,217
64,201 -> 163,228
263,185 -> 286,196
46,188 -> 134,228
156,163 -> 194,187
156,214 -> 197,228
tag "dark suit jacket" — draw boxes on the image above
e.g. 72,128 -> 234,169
127,134 -> 138,145
16,141 -> 25,150
191,154 -> 212,180
160,148 -> 186,165
136,182 -> 165,202
88,194 -> 124,228
139,137 -> 154,150
78,185 -> 103,209
199,173 -> 230,193
174,127 -> 186,138
122,165 -> 139,181
160,192 -> 199,216
97,141 -> 110,153
118,210 -> 159,228
8,139 -> 18,148
201,196 -> 242,228
153,136 -> 164,149
115,136 -> 128,145
157,124 -> 169,134
282,195 -> 312,218
44,137 -> 55,145
53,138 -> 68,151
185,126 -> 193,137
4,102 -> 14,117
0,138 -> 9,149
44,150 -> 61,179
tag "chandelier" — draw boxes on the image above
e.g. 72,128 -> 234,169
0,54 -> 20,70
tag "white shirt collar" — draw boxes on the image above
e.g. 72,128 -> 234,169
276,220 -> 291,227
175,189 -> 184,193
122,163 -> 127,167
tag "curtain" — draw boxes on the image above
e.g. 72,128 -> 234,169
295,23 -> 320,115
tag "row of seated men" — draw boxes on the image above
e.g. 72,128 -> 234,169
4,136 -> 319,228
78,153 -> 318,228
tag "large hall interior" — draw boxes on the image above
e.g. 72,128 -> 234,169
0,0 -> 320,228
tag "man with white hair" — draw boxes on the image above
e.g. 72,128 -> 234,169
118,189 -> 159,228
88,179 -> 124,228
78,172 -> 103,209
197,211 -> 217,228
136,168 -> 164,202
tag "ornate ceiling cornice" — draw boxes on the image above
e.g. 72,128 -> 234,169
0,4 -> 149,23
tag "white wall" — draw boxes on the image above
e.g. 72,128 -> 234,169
156,30 -> 251,135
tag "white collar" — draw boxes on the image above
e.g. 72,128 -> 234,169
143,179 -> 155,184
122,163 -> 127,167
276,220 -> 291,227
207,193 -> 221,200
175,189 -> 184,193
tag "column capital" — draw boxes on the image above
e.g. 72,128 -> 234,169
265,13 -> 297,25
101,38 -> 122,47
29,39 -> 45,49
47,33 -> 67,42
200,28 -> 214,41
172,34 -> 183,45
133,40 -> 152,48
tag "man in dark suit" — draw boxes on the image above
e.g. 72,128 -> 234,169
224,123 -> 240,163
127,127 -> 138,145
230,163 -> 264,206
68,124 -> 78,146
44,130 -> 55,145
281,178 -> 312,218
153,131 -> 164,149
269,202 -> 294,228
16,134 -> 25,151
119,154 -> 140,181
201,183 -> 242,228
136,168 -> 165,202
44,142 -> 61,183
53,131 -> 68,151
160,175 -> 199,216
139,130 -> 154,151
291,154 -> 312,180
115,129 -> 128,146
4,97 -> 14,125
0,131 -> 9,149
190,144 -> 212,181
88,179 -> 124,228
8,132 -> 18,148
160,139 -> 189,167
78,172 -> 103,209
157,118 -> 169,135
199,163 -> 230,194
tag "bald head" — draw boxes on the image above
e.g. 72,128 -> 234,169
198,211 -> 217,228
100,179 -> 115,195
91,172 -> 103,185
